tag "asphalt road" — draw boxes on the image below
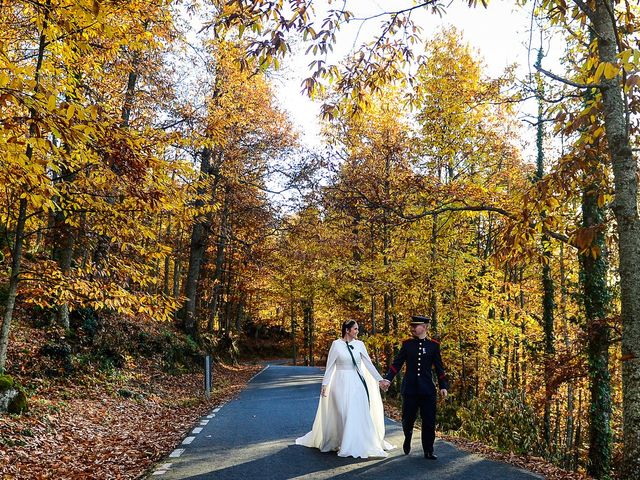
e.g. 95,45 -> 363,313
147,364 -> 542,480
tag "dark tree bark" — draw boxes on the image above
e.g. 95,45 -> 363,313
290,288 -> 297,366
0,1 -> 50,372
92,57 -> 140,270
535,48 -> 556,449
52,193 -> 75,330
560,242 -> 576,469
580,176 -> 612,479
163,221 -> 172,296
429,215 -> 438,332
207,187 -> 230,332
182,148 -> 214,337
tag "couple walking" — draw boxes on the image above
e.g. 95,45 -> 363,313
295,315 -> 448,460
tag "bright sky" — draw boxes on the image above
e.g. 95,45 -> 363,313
273,0 -> 553,155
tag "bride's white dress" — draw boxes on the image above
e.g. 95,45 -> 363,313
295,339 -> 395,458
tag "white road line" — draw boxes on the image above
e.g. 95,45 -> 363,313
192,427 -> 203,434
169,449 -> 185,458
212,408 -> 220,413
182,436 -> 196,445
200,419 -> 209,425
152,470 -> 167,475
249,365 -> 269,382
159,463 -> 172,470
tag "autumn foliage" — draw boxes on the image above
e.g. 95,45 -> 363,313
2,1 -> 640,479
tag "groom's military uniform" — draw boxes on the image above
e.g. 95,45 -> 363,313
384,317 -> 448,458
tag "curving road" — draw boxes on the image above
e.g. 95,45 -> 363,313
147,364 -> 542,480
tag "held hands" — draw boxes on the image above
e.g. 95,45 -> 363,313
377,381 -> 445,397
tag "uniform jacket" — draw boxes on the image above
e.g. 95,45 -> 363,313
384,337 -> 448,396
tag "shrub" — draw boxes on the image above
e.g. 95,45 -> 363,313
457,380 -> 541,454
40,341 -> 73,375
217,334 -> 239,364
437,394 -> 463,432
161,330 -> 202,373
8,390 -> 28,414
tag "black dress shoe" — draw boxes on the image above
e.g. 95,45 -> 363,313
402,438 -> 411,455
424,452 -> 438,460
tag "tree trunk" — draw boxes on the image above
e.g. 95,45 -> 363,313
581,176 -> 612,479
0,199 -> 28,372
575,390 -> 583,469
182,148 -> 213,337
173,253 -> 181,298
383,292 -> 391,368
92,58 -> 140,270
163,220 -> 172,296
560,242 -> 576,469
235,292 -> 245,333
121,69 -> 138,126
222,248 -> 234,335
390,292 -> 398,333
370,296 -> 376,334
208,187 -> 229,332
302,299 -> 310,366
302,298 -> 314,367
589,2 -> 640,477
429,215 -> 438,332
542,252 -> 555,449
291,291 -> 297,366
53,203 -> 74,330
0,2 -> 50,372
382,152 -> 392,366
519,267 -> 527,392
535,47 -> 555,449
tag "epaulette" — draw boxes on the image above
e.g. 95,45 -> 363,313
428,337 -> 441,345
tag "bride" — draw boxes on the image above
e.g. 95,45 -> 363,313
296,320 -> 395,458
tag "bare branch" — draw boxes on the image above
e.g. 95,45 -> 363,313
349,0 -> 441,22
572,0 -> 598,25
535,64 -> 603,89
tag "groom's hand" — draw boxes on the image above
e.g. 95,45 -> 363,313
440,388 -> 448,399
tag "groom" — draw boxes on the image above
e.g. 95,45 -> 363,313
380,315 -> 448,460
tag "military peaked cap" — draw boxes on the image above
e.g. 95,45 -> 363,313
410,315 -> 430,325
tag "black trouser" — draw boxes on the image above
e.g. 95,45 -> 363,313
402,394 -> 437,454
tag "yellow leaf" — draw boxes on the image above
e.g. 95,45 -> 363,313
0,72 -> 9,88
593,62 -> 605,82
603,62 -> 619,80
597,193 -> 606,208
66,104 -> 75,121
47,95 -> 56,111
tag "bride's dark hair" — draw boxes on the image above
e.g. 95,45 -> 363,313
341,320 -> 357,337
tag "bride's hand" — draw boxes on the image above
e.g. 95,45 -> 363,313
320,385 -> 328,397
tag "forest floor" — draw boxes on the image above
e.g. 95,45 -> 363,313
0,320 -> 262,479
